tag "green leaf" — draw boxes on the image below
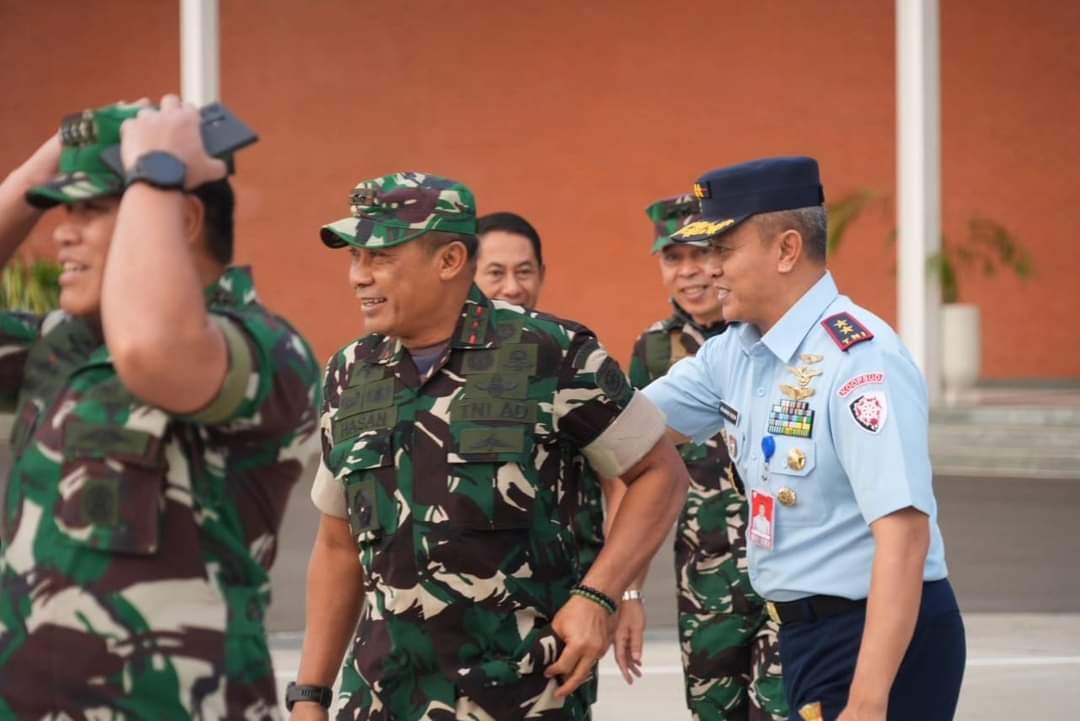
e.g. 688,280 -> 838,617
0,258 -> 62,313
826,189 -> 879,256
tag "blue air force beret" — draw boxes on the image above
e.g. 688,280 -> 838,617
671,156 -> 825,242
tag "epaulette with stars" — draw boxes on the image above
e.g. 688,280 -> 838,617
821,312 -> 874,351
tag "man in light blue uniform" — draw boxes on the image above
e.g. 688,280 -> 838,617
643,157 -> 965,721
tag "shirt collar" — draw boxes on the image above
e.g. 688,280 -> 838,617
668,299 -> 728,339
450,284 -> 499,350
361,284 -> 498,367
739,272 -> 839,362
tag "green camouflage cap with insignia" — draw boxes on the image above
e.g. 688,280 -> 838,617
646,193 -> 707,253
25,103 -> 142,209
320,171 -> 478,249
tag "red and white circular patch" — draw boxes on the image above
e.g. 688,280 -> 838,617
849,392 -> 888,434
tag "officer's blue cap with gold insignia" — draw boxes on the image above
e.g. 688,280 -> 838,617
672,156 -> 825,242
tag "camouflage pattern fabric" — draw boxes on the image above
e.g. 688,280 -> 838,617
320,285 -> 641,721
320,172 -> 477,250
0,266 -> 321,720
25,102 -> 141,209
629,304 -> 787,721
645,193 -> 705,253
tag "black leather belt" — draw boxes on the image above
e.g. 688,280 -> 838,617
766,595 -> 866,626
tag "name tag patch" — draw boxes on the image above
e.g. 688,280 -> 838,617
719,401 -> 740,425
332,407 -> 398,444
451,398 -> 538,424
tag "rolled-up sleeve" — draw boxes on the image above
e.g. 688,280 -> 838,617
310,458 -> 347,518
184,311 -> 321,443
554,331 -> 665,478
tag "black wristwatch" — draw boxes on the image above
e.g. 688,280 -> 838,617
285,682 -> 333,711
124,150 -> 187,191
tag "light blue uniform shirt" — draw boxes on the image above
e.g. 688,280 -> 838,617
643,272 -> 948,602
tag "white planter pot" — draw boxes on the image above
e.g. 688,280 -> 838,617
941,303 -> 981,391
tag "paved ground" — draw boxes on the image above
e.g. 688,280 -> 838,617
268,613 -> 1080,720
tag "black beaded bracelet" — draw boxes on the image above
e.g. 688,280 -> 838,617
570,583 -> 618,615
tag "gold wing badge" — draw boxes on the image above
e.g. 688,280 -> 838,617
786,365 -> 823,388
780,383 -> 815,401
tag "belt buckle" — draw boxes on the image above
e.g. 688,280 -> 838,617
766,601 -> 782,626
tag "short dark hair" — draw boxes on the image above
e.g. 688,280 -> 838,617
753,205 -> 828,262
419,231 -> 479,260
191,179 -> 235,265
477,212 -> 543,267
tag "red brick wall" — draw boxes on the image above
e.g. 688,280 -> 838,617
2,0 -> 1077,379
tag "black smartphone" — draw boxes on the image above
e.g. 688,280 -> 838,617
99,102 -> 259,176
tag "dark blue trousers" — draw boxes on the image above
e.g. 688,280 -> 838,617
778,579 -> 965,721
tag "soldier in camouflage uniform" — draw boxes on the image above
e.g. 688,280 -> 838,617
616,195 -> 787,721
289,172 -> 689,721
471,214 -> 606,580
0,99 -> 321,719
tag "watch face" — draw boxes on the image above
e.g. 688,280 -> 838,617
133,151 -> 186,189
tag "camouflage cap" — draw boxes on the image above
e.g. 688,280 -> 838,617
646,193 -> 706,253
25,103 -> 142,209
320,171 -> 478,249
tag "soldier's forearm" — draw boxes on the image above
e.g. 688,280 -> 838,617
599,476 -> 651,591
848,508 -> 930,710
296,516 -> 365,686
582,439 -> 688,599
102,185 -> 228,412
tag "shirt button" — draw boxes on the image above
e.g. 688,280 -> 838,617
751,452 -> 759,461
756,387 -> 766,397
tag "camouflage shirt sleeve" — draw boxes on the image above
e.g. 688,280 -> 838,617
311,349 -> 349,516
183,310 -> 321,440
0,311 -> 43,412
555,331 -> 666,479
627,334 -> 651,391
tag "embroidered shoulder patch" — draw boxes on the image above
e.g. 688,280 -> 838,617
837,371 -> 886,398
821,312 -> 874,351
849,392 -> 888,434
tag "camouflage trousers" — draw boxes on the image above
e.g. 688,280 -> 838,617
335,646 -> 593,721
674,474 -> 788,721
679,608 -> 787,721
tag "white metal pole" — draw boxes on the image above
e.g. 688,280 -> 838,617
180,0 -> 220,105
897,0 -> 941,403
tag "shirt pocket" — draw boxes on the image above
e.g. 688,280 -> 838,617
335,430 -> 394,546
435,421 -> 538,531
55,416 -> 167,555
767,436 -> 825,527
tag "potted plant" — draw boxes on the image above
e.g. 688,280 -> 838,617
930,217 -> 1032,391
0,256 -> 61,437
826,193 -> 1034,392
